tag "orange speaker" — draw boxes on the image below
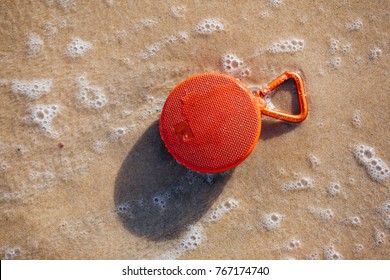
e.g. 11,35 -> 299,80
160,72 -> 308,173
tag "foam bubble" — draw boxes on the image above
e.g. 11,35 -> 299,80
178,31 -> 189,41
170,5 -> 187,18
108,127 -> 130,142
29,169 -> 55,181
77,86 -> 107,109
185,170 -> 199,185
26,104 -> 61,136
114,30 -> 127,42
307,252 -> 320,260
341,216 -> 362,226
379,200 -> 390,216
66,37 -> 92,58
285,239 -> 301,251
165,35 -> 178,44
379,200 -> 390,229
58,0 -> 76,9
139,42 -> 164,59
159,224 -> 204,259
76,74 -> 88,87
136,18 -> 158,30
120,109 -> 132,118
60,19 -> 67,28
92,140 -> 108,153
194,18 -> 224,35
326,181 -> 341,197
324,244 -> 343,260
44,21 -> 58,36
341,43 -> 352,52
0,190 -> 23,203
262,212 -> 283,231
159,248 -> 181,260
348,177 -> 356,185
11,79 -> 52,100
369,47 -> 382,59
352,110 -> 362,128
330,57 -> 342,68
308,207 -> 334,221
366,158 -> 390,183
221,54 -> 250,78
76,76 -> 107,109
354,144 -> 375,164
347,20 -> 363,31
329,38 -> 351,54
26,33 -> 44,57
354,243 -> 364,253
116,202 -> 132,217
270,0 -> 283,8
205,198 -> 239,223
319,208 -> 334,221
330,38 -> 340,54
140,95 -> 166,118
267,38 -> 305,53
205,173 -> 215,184
0,162 -> 10,172
152,190 -> 174,213
308,154 -> 320,167
374,230 -> 385,246
139,32 -> 189,60
353,145 -> 389,183
260,10 -> 270,18
43,17 -> 68,36
281,176 -> 313,192
180,225 -> 204,250
350,216 -> 361,225
1,246 -> 21,260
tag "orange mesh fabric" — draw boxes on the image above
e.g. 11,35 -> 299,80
160,73 -> 261,173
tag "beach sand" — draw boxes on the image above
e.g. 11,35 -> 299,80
0,0 -> 389,259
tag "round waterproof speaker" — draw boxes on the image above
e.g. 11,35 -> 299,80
160,72 -> 308,173
160,73 -> 261,173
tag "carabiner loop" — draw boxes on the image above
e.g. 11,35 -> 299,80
255,71 -> 308,123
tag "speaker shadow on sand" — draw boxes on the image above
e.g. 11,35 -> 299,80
114,121 -> 232,241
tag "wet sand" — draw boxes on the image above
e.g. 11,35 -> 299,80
0,0 -> 389,259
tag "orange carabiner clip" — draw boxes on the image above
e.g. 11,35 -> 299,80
160,71 -> 308,173
255,71 -> 308,123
